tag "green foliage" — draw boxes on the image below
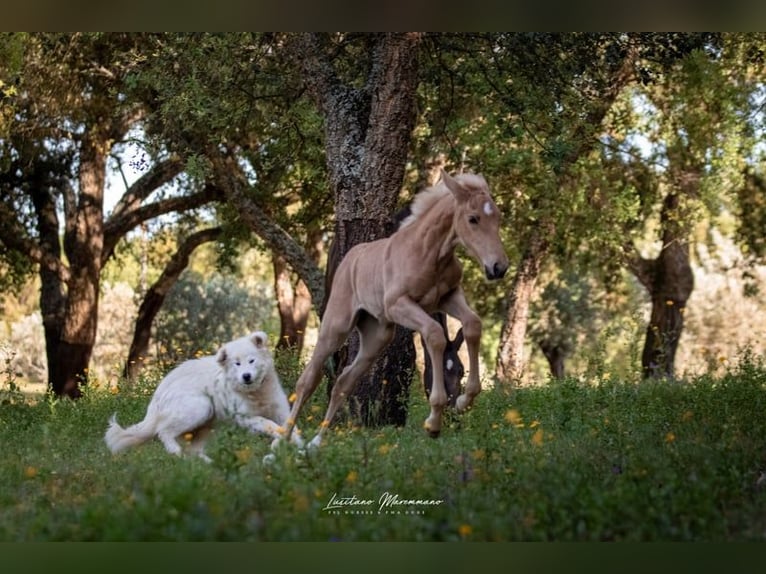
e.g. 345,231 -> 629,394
1,353 -> 766,541
153,270 -> 277,364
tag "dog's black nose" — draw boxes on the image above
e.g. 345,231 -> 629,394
242,373 -> 252,384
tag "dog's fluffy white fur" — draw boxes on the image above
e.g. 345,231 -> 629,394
105,331 -> 301,461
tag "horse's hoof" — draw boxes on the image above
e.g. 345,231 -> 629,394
456,394 -> 472,412
428,429 -> 441,439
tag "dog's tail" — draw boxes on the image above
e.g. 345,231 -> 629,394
104,413 -> 157,453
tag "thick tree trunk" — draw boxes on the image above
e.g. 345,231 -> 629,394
295,33 -> 421,426
51,131 -> 107,398
29,167 -> 67,389
628,192 -> 695,380
123,227 -> 222,380
496,226 -> 550,383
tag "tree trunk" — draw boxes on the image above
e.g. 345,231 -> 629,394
294,32 -> 421,426
273,254 -> 313,352
29,165 -> 67,390
628,192 -> 695,380
123,227 -> 222,380
51,131 -> 107,398
496,225 -> 551,383
539,341 -> 566,379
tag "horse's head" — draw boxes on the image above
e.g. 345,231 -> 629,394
443,170 -> 509,280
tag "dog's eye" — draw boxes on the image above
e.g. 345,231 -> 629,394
248,358 -> 255,364
235,361 -> 241,367
468,215 -> 479,225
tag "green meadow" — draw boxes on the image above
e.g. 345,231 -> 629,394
2,351 -> 766,542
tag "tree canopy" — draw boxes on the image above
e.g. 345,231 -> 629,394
2,32 -> 765,406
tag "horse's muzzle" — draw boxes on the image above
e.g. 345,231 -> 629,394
485,262 -> 508,280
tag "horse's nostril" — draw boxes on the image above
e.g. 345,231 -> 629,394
486,262 -> 508,280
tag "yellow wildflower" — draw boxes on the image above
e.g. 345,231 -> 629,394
665,432 -> 676,443
24,466 -> 38,479
458,524 -> 473,538
292,492 -> 310,513
531,429 -> 544,447
504,408 -> 524,427
235,447 -> 253,463
346,470 -> 358,484
288,392 -> 297,404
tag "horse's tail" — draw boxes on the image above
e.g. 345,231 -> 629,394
104,412 -> 157,453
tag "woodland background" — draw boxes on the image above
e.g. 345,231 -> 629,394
1,33 -> 766,418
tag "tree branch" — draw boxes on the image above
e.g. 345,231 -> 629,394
623,241 -> 655,291
108,156 -> 186,220
210,150 -> 326,309
102,184 -> 223,265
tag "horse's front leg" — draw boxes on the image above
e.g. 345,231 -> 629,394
440,287 -> 482,412
386,296 -> 448,437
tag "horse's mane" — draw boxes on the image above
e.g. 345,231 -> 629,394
398,173 -> 487,229
397,186 -> 450,229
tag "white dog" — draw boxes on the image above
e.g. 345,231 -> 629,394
105,331 -> 302,461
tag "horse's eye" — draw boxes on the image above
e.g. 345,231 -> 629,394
468,215 -> 479,225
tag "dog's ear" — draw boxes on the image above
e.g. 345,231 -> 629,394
216,346 -> 228,365
250,331 -> 268,348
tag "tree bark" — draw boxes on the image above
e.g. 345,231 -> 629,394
496,225 -> 551,383
628,191 -> 695,379
123,227 -> 222,380
273,254 -> 313,352
29,163 -> 67,388
294,33 -> 421,426
51,130 -> 107,398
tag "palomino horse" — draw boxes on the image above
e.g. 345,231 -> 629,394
280,170 -> 509,448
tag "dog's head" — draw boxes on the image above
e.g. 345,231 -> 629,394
216,331 -> 273,391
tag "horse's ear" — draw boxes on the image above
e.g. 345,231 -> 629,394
441,169 -> 471,203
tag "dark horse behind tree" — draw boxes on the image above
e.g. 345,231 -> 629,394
279,170 -> 509,449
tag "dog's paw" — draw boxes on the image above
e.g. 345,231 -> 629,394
291,432 -> 305,448
262,453 -> 277,466
270,437 -> 286,452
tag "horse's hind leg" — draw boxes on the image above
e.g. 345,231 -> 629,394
309,313 -> 394,448
280,309 -> 355,445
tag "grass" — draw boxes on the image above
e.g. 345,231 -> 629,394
2,352 -> 766,541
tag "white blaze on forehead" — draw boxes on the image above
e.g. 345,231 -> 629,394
483,201 -> 493,216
